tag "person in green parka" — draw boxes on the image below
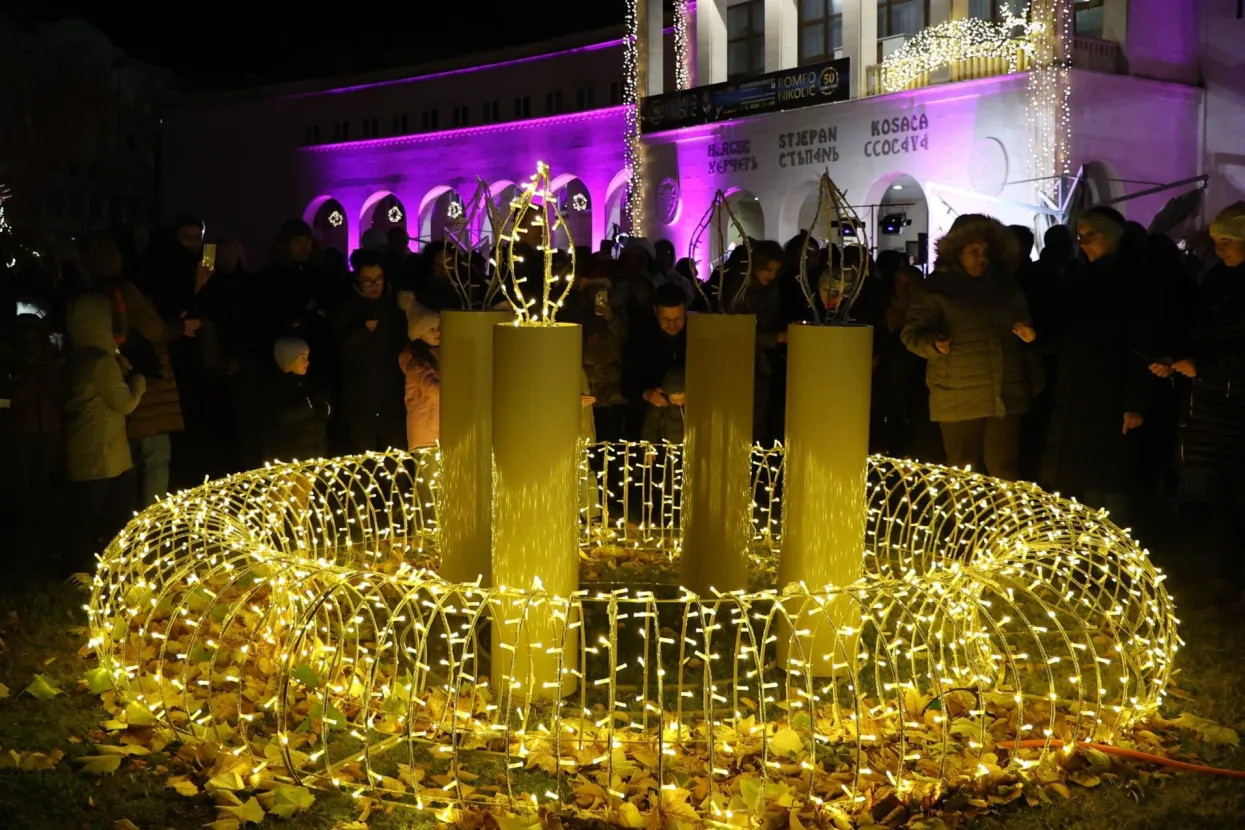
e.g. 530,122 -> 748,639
64,292 -> 146,575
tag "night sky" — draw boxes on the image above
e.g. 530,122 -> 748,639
17,1 -> 629,88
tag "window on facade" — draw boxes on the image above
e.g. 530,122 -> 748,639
968,0 -> 1026,20
609,80 -> 622,105
421,109 -> 439,131
512,96 -> 532,118
727,0 -> 766,80
482,100 -> 499,123
452,105 -> 470,127
576,86 -> 597,110
333,120 -> 350,141
798,0 -> 843,64
392,113 -> 409,134
361,117 -> 380,138
545,91 -> 564,115
877,0 -> 927,38
304,125 -> 320,144
1073,0 -> 1105,37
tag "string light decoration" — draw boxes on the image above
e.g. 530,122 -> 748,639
688,190 -> 754,312
388,205 -> 404,224
570,192 -> 589,213
878,8 -> 1039,93
623,0 -> 645,232
796,172 -> 872,324
446,200 -> 464,221
327,210 -> 344,228
673,0 -> 692,91
1027,0 -> 1074,206
88,442 -> 1178,825
488,161 -> 576,322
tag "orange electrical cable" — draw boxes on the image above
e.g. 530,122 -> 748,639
996,739 -> 1245,779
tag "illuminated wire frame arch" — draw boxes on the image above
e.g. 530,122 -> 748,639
877,10 -> 1039,93
88,445 -> 1177,824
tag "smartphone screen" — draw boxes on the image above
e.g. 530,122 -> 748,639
201,243 -> 217,270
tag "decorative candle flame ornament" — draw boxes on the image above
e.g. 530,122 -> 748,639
489,161 -> 576,323
687,189 -> 754,313
797,171 -> 871,325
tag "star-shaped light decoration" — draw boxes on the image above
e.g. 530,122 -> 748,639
327,210 -> 344,228
571,193 -> 588,212
388,205 -> 404,223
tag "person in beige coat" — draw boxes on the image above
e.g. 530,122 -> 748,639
64,292 -> 147,575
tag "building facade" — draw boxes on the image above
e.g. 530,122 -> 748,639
160,1 -> 1242,268
0,17 -> 170,249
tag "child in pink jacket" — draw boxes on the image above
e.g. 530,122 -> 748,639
399,305 -> 440,449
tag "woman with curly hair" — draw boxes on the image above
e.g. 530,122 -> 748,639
901,214 -> 1037,479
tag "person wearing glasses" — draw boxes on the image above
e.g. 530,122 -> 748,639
1040,206 -> 1153,522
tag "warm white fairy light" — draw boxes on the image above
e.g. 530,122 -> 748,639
88,442 -> 1177,825
878,8 -> 1039,93
570,192 -> 588,212
1027,0 -> 1073,205
446,200 -> 463,220
387,205 -> 404,223
492,161 -> 576,323
623,0 -> 645,232
327,210 -> 344,228
673,0 -> 691,91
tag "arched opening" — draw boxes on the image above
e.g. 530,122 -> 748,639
360,192 -> 408,251
876,174 -> 929,267
709,189 -> 765,268
551,176 -> 592,251
602,169 -> 632,250
418,187 -> 462,246
306,196 -> 348,256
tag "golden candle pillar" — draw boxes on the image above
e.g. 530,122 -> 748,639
439,309 -> 512,586
490,323 -> 582,700
777,323 -> 872,677
680,313 -> 756,596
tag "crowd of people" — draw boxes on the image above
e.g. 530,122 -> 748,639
1,201 -> 1244,601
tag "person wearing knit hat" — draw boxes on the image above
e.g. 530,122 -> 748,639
265,336 -> 331,462
273,336 -> 311,374
1076,206 -> 1127,263
405,303 -> 440,344
1210,201 -> 1245,267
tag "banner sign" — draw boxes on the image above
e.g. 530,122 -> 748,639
640,57 -> 850,134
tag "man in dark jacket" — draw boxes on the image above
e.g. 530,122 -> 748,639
622,283 -> 688,441
333,251 -> 408,452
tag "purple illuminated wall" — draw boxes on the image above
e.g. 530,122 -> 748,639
297,108 -> 630,253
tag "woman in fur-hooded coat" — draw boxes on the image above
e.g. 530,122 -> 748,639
901,214 -> 1036,478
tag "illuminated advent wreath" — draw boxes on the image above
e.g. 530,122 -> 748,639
86,445 -> 1177,824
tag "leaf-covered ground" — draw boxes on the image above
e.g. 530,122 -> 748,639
2,507 -> 1244,829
